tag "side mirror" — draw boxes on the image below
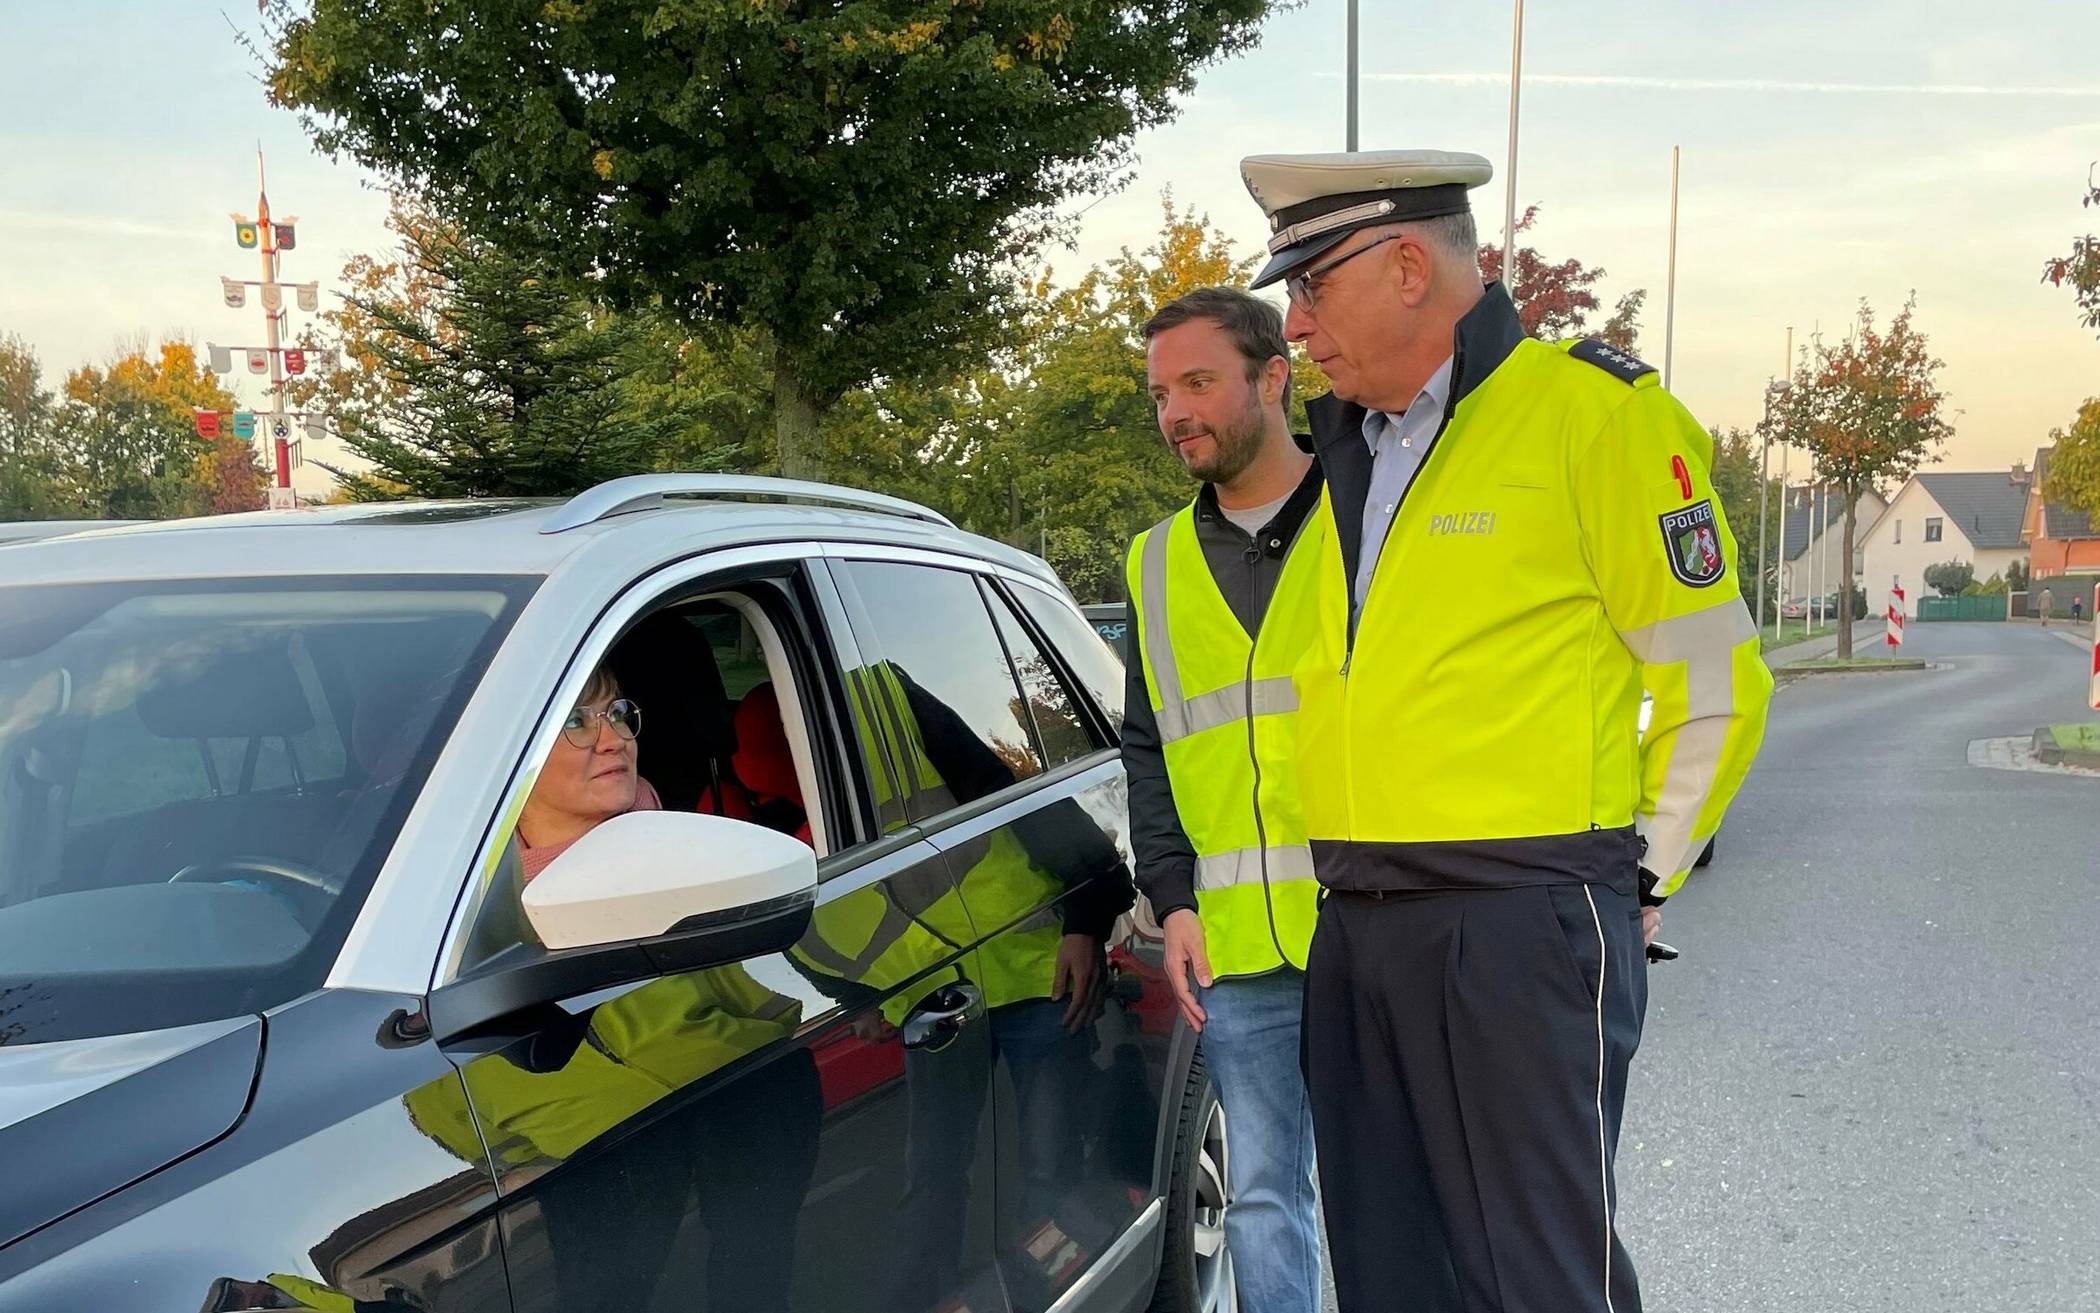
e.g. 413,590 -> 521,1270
524,810 -> 816,950
429,811 -> 817,1043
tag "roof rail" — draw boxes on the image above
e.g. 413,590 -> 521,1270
540,474 -> 956,535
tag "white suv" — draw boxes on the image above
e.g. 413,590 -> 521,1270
0,476 -> 1233,1313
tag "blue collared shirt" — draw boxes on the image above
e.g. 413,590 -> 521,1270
1354,356 -> 1455,612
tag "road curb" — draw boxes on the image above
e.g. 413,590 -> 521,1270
2033,729 -> 2100,770
1775,659 -> 1929,682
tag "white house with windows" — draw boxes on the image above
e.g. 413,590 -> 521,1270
1858,469 -> 2031,618
1775,485 -> 1886,608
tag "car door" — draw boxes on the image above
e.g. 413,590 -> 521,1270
425,553 -> 1009,1313
831,556 -> 1167,1313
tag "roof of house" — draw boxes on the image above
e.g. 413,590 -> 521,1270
2033,448 -> 2097,540
1911,472 -> 2032,550
1779,486 -> 1882,560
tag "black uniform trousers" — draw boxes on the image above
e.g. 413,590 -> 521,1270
1303,882 -> 1648,1313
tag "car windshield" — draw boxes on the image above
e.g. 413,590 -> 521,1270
0,575 -> 534,1045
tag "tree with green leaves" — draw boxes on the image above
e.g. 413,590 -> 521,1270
1707,425 -> 1783,619
320,222 -> 695,500
1924,559 -> 1974,597
1765,296 -> 1952,658
0,334 -> 68,519
265,0 -> 1277,481
2042,397 -> 2100,522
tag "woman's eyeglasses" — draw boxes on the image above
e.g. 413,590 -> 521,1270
561,698 -> 642,748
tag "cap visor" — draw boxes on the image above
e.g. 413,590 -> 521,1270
1249,230 -> 1349,289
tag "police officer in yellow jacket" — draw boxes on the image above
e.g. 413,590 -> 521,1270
1122,287 -> 1328,1312
1238,150 -> 1772,1313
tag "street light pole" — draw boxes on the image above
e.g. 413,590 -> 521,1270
1756,381 -> 1772,633
1346,0 -> 1359,151
1500,0 -> 1525,285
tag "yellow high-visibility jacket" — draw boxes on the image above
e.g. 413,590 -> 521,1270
1294,288 -> 1771,898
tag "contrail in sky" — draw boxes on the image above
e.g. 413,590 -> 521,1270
1355,72 -> 2100,98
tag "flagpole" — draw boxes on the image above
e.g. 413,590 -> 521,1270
1345,0 -> 1359,151
1775,326 -> 1793,639
1663,145 -> 1680,390
256,149 -> 292,504
1500,0 -> 1524,286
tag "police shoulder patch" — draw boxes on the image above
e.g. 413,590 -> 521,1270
1569,337 -> 1658,385
1658,499 -> 1725,588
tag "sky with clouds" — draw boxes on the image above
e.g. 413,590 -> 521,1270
4,0 -> 2097,481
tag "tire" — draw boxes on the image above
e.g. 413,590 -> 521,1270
1148,1048 -> 1238,1313
1696,837 -> 1716,868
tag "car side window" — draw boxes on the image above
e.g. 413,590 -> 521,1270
1011,584 -> 1126,734
455,569 -> 861,973
839,561 -> 1045,818
984,586 -> 1103,768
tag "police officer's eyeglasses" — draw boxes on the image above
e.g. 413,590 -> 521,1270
1285,231 -> 1407,312
561,698 -> 642,748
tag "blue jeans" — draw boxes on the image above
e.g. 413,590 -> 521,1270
1198,969 -> 1322,1313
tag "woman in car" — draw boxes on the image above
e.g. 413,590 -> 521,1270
408,662 -> 823,1312
514,666 -> 656,877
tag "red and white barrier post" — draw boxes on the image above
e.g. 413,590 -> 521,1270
2088,582 -> 2098,709
1886,583 -> 1905,649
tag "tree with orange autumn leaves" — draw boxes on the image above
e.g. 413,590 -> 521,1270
0,335 -> 264,520
1763,297 -> 1953,658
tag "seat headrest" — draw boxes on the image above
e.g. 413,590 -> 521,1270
732,683 -> 801,802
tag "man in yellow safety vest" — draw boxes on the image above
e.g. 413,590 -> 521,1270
1122,286 -> 1328,1312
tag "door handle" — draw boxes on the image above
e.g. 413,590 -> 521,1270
899,982 -> 984,1052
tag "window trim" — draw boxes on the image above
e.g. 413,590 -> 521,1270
993,576 -> 1122,753
826,550 -> 1112,844
421,545 -> 858,991
1924,517 -> 1943,543
981,577 -> 1115,769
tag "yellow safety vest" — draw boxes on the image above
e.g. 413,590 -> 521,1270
1125,499 -> 1326,978
1294,324 -> 1772,898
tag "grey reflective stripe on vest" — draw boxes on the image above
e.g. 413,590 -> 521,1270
1138,524 -> 1299,745
1194,844 -> 1317,891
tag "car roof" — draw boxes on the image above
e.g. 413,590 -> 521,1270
0,478 -> 1065,593
0,519 -> 144,545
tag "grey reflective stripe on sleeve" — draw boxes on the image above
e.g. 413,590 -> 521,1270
1194,844 -> 1317,891
1139,525 -> 1298,745
1619,599 -> 1756,877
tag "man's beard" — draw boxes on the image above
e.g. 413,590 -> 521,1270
1178,400 -> 1265,486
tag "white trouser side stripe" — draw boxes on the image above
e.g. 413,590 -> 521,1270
1583,885 -> 1618,1313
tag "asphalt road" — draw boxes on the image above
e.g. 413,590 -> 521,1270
1318,620 -> 2100,1311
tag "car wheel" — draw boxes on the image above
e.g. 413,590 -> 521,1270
1696,837 -> 1716,868
1149,1049 -> 1237,1313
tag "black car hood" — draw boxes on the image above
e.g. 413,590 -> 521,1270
0,1015 -> 262,1249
